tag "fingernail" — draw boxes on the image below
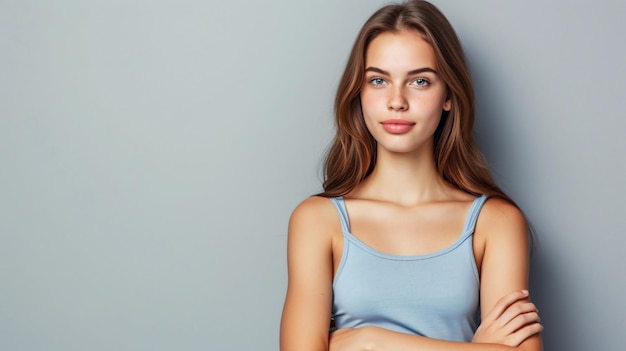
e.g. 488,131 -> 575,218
522,289 -> 529,295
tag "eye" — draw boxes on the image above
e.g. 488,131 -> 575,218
411,78 -> 430,87
369,77 -> 387,87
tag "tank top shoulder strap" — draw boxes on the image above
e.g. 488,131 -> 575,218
328,197 -> 351,233
461,194 -> 489,235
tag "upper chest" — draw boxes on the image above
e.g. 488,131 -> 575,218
343,200 -> 472,255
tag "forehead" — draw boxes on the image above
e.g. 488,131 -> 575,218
365,30 -> 437,70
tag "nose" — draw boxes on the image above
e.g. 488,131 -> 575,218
387,86 -> 408,111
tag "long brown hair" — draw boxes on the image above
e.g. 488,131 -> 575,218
320,0 -> 512,204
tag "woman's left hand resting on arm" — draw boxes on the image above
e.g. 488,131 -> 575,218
472,290 -> 542,347
329,198 -> 543,351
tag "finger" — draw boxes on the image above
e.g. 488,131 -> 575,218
498,302 -> 538,327
484,290 -> 530,322
504,311 -> 541,335
506,321 -> 544,347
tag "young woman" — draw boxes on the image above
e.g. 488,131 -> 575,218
280,1 -> 543,350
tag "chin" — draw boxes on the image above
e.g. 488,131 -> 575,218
379,144 -> 425,155
375,137 -> 436,157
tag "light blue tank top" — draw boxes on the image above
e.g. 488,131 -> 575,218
330,195 -> 488,342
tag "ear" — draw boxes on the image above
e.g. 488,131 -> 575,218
443,98 -> 451,111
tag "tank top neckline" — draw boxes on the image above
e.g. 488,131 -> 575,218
331,195 -> 488,261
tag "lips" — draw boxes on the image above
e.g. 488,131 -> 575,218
380,119 -> 416,134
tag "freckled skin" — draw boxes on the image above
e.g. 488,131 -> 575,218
361,30 -> 451,157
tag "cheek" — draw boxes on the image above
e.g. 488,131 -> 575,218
419,91 -> 449,117
360,90 -> 379,111
361,109 -> 378,136
360,91 -> 381,124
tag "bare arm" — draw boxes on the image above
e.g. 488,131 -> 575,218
328,198 -> 543,351
280,197 -> 336,351
472,198 -> 543,349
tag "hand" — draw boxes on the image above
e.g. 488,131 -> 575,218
473,290 -> 543,347
329,327 -> 377,351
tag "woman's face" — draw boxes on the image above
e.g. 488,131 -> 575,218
361,30 -> 450,156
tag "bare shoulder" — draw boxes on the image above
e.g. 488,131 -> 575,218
288,196 -> 340,240
478,197 -> 527,231
290,195 -> 337,224
477,197 -> 527,236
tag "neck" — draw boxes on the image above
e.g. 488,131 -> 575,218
354,144 -> 450,206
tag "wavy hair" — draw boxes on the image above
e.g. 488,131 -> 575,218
319,0 -> 513,205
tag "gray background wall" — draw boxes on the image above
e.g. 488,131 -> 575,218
1,0 -> 624,350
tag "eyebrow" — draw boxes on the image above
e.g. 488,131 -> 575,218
365,66 -> 438,75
